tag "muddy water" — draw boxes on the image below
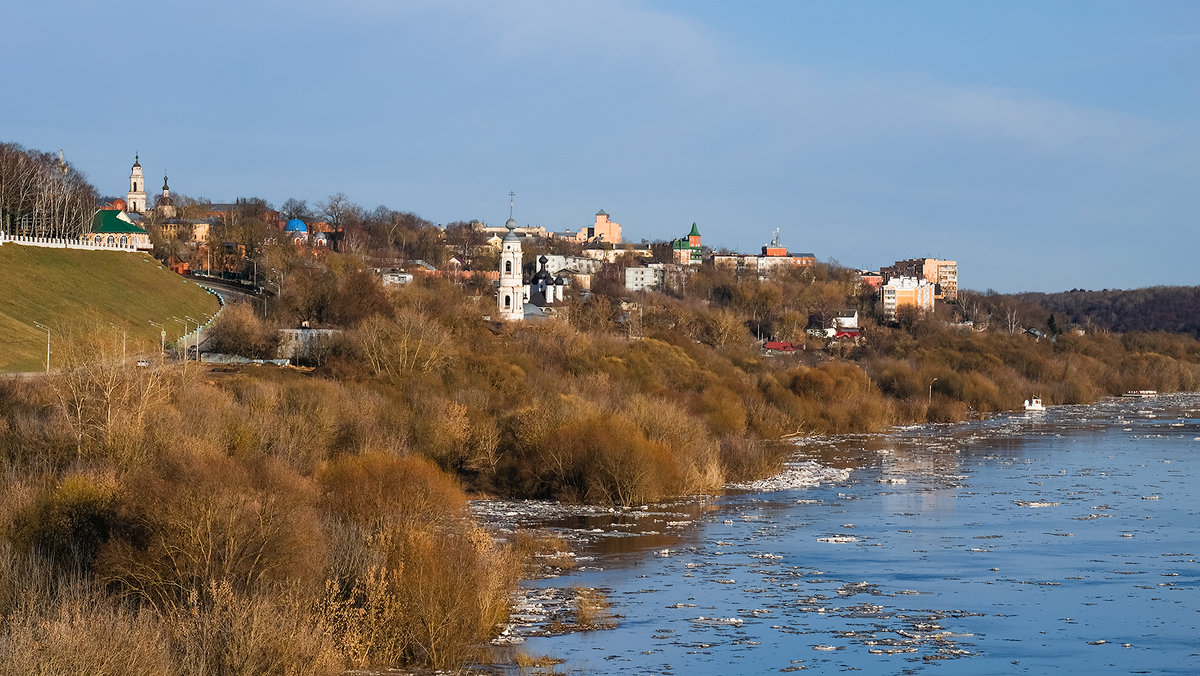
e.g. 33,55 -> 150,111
482,394 -> 1200,674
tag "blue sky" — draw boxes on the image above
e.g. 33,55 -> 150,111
3,1 -> 1197,292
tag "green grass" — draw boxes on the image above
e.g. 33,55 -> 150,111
0,245 -> 221,372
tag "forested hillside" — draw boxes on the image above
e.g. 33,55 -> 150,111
1010,286 -> 1200,336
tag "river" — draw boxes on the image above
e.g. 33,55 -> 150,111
479,393 -> 1200,674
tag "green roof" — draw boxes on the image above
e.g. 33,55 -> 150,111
92,210 -> 148,234
688,222 -> 700,237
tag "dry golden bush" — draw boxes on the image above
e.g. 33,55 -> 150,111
171,580 -> 342,676
0,585 -> 175,676
318,452 -> 466,535
571,586 -> 615,629
16,469 -> 120,574
323,526 -> 519,671
511,530 -> 577,573
693,384 -> 747,436
99,445 -> 325,612
625,393 -> 723,492
205,302 -> 282,359
719,436 -> 790,483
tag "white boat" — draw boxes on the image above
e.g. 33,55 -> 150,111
1024,397 -> 1046,412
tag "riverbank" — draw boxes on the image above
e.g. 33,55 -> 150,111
483,393 -> 1200,674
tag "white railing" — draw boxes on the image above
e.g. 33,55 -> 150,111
0,232 -> 143,252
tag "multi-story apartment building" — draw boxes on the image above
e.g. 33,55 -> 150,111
881,276 -> 935,320
625,263 -> 666,292
881,258 -> 957,300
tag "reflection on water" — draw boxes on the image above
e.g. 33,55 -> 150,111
488,394 -> 1200,675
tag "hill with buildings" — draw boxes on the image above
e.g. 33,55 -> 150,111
0,245 -> 221,371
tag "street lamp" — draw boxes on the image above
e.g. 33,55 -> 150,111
170,316 -> 189,359
148,320 -> 166,355
32,321 -> 50,374
929,377 -> 939,404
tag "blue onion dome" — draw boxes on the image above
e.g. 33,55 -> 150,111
285,218 -> 308,232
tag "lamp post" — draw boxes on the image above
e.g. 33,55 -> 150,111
32,321 -> 50,374
148,320 -> 166,357
929,377 -> 939,404
170,316 -> 189,359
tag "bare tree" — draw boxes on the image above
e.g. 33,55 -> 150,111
1002,305 -> 1022,334
280,197 -> 312,222
0,143 -> 97,238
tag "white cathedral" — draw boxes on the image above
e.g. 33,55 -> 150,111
497,199 -> 565,321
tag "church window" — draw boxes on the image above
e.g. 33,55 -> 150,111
504,295 -> 511,308
505,260 -> 512,274
120,235 -> 128,246
93,235 -> 101,245
106,235 -> 116,246
133,182 -> 138,191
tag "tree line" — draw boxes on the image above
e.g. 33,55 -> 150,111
0,142 -> 98,239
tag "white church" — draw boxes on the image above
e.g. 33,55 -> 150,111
497,198 -> 565,321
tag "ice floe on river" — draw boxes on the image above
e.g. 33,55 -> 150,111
727,460 -> 851,492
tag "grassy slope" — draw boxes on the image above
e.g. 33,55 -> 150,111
0,245 -> 221,372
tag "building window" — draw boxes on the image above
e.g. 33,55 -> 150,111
119,235 -> 128,246
106,235 -> 116,246
505,260 -> 512,274
504,294 -> 511,308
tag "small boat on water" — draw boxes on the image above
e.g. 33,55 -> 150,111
1024,397 -> 1046,412
1123,390 -> 1158,398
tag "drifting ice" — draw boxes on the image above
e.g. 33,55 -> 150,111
729,461 -> 851,491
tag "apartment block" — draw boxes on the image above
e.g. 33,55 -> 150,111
882,258 -> 957,301
881,276 -> 935,320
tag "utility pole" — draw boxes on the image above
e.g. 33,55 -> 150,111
32,321 -> 50,374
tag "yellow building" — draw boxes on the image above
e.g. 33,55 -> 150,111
553,209 -> 623,244
881,276 -> 935,320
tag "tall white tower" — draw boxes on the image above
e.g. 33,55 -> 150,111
126,155 -> 147,213
498,193 -> 525,321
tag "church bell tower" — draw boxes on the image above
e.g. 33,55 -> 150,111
126,154 -> 147,213
497,192 -> 525,321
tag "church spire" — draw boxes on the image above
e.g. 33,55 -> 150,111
504,190 -> 518,232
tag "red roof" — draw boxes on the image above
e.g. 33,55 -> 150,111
763,341 -> 797,352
